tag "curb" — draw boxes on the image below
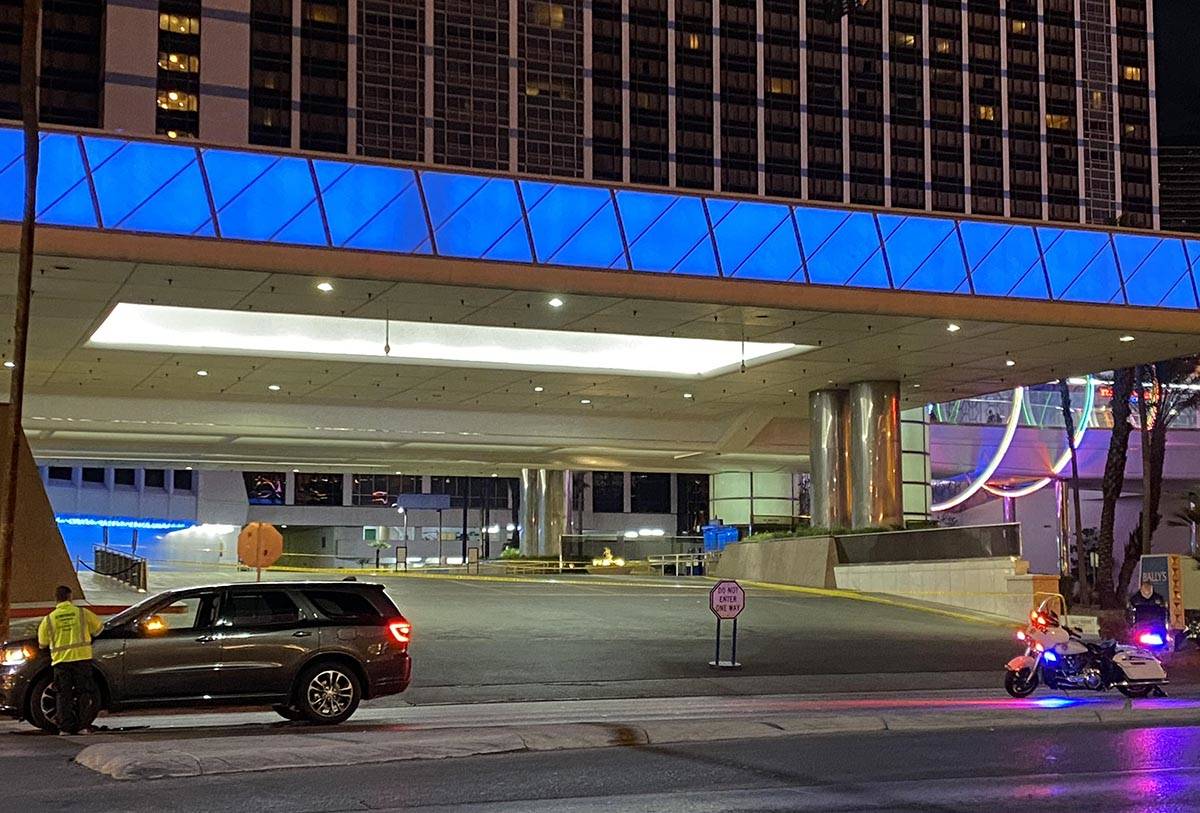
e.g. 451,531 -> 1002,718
75,704 -> 1200,781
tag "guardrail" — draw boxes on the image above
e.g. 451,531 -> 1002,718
90,546 -> 148,592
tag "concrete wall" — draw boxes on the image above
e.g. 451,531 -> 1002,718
712,533 -> 1057,621
834,557 -> 1059,621
713,536 -> 838,589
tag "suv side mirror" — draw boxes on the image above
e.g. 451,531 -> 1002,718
141,615 -> 168,635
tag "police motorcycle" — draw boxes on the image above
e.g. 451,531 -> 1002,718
1004,598 -> 1167,699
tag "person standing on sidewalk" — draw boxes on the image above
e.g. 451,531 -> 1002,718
36,585 -> 103,734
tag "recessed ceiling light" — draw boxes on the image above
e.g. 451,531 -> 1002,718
89,303 -> 811,378
912,383 -> 921,389
1005,358 -> 1016,367
1119,334 -> 1136,343
580,398 -> 592,404
268,384 -> 281,391
491,473 -> 498,477
683,393 -> 694,399
947,323 -> 962,333
196,369 -> 208,377
2,361 -> 13,369
533,386 -> 544,392
292,468 -> 299,473
316,282 -> 334,293
185,466 -> 193,470
548,297 -> 564,308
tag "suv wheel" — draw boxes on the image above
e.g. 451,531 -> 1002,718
296,662 -> 361,724
27,673 -> 59,734
27,671 -> 100,734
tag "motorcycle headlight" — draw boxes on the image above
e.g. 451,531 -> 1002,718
1,645 -> 34,667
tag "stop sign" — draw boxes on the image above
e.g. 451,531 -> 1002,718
709,580 -> 745,620
238,522 -> 284,569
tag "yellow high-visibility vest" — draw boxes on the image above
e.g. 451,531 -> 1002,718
37,602 -> 103,665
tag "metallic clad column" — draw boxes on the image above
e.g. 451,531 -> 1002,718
518,468 -> 538,556
848,381 -> 903,529
809,389 -> 850,529
536,470 -> 573,557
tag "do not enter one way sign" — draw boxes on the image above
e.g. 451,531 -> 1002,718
709,580 -> 745,620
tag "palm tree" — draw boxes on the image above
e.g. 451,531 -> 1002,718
1058,379 -> 1088,603
1094,368 -> 1134,608
1114,357 -> 1200,600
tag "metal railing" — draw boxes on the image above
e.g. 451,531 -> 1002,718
645,552 -> 710,577
90,546 -> 148,592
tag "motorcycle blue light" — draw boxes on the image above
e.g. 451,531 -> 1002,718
1042,650 -> 1058,662
1138,633 -> 1164,647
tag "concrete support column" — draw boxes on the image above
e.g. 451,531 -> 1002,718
809,389 -> 851,530
519,468 -> 573,556
848,381 -> 903,529
536,469 -> 573,557
518,468 -> 538,556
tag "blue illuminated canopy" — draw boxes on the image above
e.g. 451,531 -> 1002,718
1,126 -> 1197,311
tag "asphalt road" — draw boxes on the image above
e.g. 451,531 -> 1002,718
6,720 -> 1200,811
385,576 -> 1016,702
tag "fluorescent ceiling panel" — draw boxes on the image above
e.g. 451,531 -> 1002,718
89,303 -> 810,378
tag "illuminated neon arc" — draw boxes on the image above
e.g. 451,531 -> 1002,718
982,376 -> 1095,499
930,386 -> 1025,511
931,375 -> 1096,510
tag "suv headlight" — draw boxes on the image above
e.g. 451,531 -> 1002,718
2,645 -> 34,666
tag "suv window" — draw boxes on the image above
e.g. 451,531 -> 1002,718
303,589 -> 382,623
146,592 -> 218,634
223,590 -> 301,627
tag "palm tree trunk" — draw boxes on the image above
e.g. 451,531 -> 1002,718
0,0 -> 41,640
1137,367 -> 1153,557
1095,369 -> 1133,608
1058,379 -> 1089,603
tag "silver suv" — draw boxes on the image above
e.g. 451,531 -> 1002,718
0,581 -> 412,731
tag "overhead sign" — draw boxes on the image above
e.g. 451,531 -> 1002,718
709,580 -> 746,620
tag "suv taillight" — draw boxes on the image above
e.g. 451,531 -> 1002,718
388,619 -> 411,646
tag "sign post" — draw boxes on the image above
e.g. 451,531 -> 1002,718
708,579 -> 745,669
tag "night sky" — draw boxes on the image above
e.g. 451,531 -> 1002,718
1155,1 -> 1200,145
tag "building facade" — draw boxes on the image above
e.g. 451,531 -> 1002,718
0,0 -> 1159,228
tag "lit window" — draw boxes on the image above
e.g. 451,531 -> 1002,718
532,2 -> 565,28
976,105 -> 995,121
935,38 -> 952,54
158,52 -> 199,73
1011,19 -> 1028,34
157,90 -> 198,112
686,33 -> 700,50
1045,113 -> 1072,130
1090,90 -> 1105,110
1122,65 -> 1143,82
768,77 -> 797,95
892,31 -> 916,47
305,3 -> 343,24
159,13 -> 199,35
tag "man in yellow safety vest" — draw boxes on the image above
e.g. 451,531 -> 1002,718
36,585 -> 103,734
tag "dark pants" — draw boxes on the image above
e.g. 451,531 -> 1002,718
53,661 -> 96,734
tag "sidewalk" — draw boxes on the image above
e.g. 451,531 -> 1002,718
72,688 -> 1200,780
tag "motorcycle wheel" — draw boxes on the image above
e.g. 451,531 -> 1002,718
1117,685 -> 1154,699
1004,667 -> 1038,698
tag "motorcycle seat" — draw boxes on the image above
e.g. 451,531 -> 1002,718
1086,640 -> 1118,655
